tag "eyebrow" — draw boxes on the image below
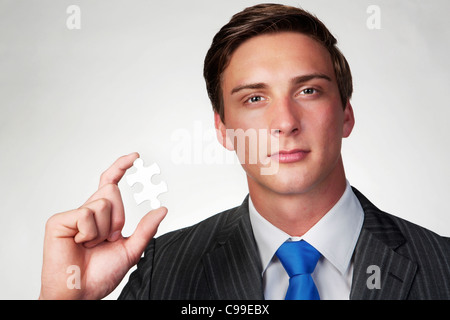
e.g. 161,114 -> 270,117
230,73 -> 332,95
231,82 -> 267,95
291,73 -> 332,85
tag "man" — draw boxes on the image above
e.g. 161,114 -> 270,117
40,4 -> 450,300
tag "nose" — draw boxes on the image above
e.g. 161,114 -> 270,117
270,97 -> 300,137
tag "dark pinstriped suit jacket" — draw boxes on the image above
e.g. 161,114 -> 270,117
119,188 -> 450,300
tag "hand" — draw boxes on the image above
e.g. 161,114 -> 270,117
39,152 -> 167,300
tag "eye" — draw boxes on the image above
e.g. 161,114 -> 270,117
300,88 -> 317,95
245,95 -> 266,104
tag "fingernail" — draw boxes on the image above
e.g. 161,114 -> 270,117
108,231 -> 121,242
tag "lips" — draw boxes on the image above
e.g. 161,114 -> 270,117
270,149 -> 310,163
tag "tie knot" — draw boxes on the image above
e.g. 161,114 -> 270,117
275,240 -> 321,277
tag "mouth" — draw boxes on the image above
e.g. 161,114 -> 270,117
270,149 -> 310,163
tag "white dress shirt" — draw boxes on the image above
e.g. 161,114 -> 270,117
248,181 -> 364,300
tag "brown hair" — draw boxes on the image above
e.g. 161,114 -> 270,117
203,3 -> 353,122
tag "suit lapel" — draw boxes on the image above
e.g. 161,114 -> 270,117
203,197 -> 264,300
350,188 -> 418,300
201,189 -> 419,300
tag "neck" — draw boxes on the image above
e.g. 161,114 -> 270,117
248,158 -> 347,237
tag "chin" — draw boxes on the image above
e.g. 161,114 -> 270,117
272,178 -> 316,195
247,167 -> 317,196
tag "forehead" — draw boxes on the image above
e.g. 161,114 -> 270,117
222,32 -> 335,90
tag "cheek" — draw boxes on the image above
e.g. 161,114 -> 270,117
308,109 -> 344,152
224,109 -> 270,150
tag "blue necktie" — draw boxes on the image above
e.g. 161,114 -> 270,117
275,240 -> 321,300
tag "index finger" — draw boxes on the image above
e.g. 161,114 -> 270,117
99,152 -> 140,188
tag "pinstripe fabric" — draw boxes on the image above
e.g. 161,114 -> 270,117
119,196 -> 264,300
119,189 -> 450,300
350,188 -> 450,299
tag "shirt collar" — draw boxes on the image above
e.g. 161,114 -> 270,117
248,181 -> 364,276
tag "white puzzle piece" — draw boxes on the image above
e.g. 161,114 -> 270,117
126,158 -> 168,209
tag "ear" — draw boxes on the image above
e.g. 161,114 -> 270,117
342,101 -> 355,138
214,112 -> 234,151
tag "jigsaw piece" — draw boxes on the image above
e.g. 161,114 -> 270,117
126,158 -> 168,209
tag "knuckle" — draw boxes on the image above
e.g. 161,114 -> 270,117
96,198 -> 112,212
45,210 -> 72,231
45,214 -> 58,232
78,207 -> 94,220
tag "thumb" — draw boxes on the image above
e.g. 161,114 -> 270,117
123,207 -> 168,265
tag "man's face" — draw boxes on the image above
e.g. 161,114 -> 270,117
216,32 -> 354,196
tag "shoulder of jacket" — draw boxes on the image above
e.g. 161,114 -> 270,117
388,212 -> 450,251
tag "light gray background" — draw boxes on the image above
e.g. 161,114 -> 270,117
1,0 -> 449,299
